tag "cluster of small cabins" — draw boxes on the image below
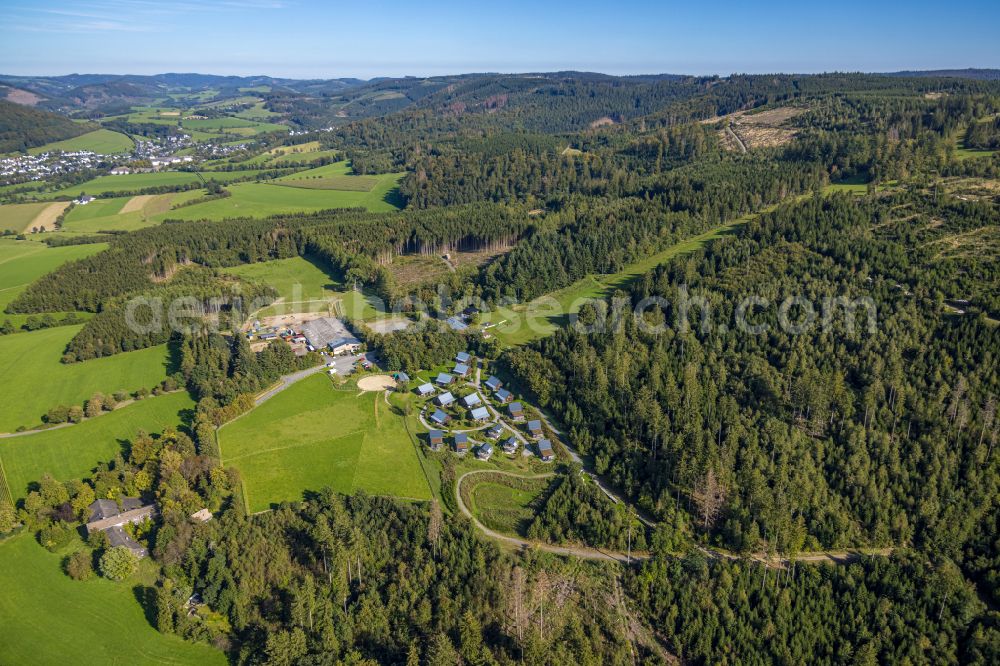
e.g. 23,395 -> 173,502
418,351 -> 554,462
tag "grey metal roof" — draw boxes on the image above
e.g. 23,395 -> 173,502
509,401 -> 523,412
302,317 -> 357,349
538,438 -> 554,454
484,376 -> 502,390
436,372 -> 454,385
462,393 -> 482,407
453,363 -> 470,375
456,351 -> 471,363
428,429 -> 444,440
430,409 -> 449,423
454,433 -> 468,444
417,383 -> 434,394
470,406 -> 490,420
527,419 -> 542,431
496,388 -> 512,401
437,391 -> 455,405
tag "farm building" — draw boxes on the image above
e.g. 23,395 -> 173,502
456,351 -> 471,364
495,388 -> 513,404
453,362 -> 470,377
486,423 -> 504,439
429,409 -> 450,426
416,383 -> 435,396
428,429 -> 444,451
436,372 -> 454,386
446,316 -> 468,331
477,443 -> 494,460
527,419 -> 543,438
110,166 -> 131,175
454,432 -> 469,453
470,406 -> 490,422
437,391 -> 455,407
537,439 -> 554,462
301,317 -> 361,355
461,392 -> 482,408
503,436 -> 519,454
508,402 -> 524,420
484,376 -> 502,391
85,498 -> 157,559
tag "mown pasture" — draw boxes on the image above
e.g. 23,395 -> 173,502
218,374 -> 431,512
0,326 -> 173,432
0,534 -> 225,666
0,390 -> 194,499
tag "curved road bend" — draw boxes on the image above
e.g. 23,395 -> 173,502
455,470 -> 893,567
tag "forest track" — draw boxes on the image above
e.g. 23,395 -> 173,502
455,469 -> 894,567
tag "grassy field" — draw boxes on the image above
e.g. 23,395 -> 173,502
273,161 -> 381,191
0,239 -> 107,312
60,194 -> 176,233
467,475 -> 550,535
27,128 -> 134,156
219,374 -> 431,512
155,177 -> 404,220
0,202 -> 61,232
0,534 -> 225,666
220,255 -> 383,321
0,326 -> 173,432
0,390 -> 194,499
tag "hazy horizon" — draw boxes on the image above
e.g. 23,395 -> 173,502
2,0 -> 998,80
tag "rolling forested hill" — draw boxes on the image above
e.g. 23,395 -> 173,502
0,100 -> 96,153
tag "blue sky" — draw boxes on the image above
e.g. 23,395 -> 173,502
1,0 -> 998,78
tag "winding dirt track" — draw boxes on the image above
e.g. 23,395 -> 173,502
455,469 -> 893,567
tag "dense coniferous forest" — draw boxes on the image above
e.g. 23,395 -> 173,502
0,99 -> 98,152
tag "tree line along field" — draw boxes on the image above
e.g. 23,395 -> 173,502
0,327 -> 174,433
0,390 -> 194,500
154,177 -> 404,220
218,374 -> 431,512
0,534 -> 225,666
0,201 -> 68,233
0,239 -> 107,312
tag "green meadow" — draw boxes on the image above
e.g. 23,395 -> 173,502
0,326 -> 173,432
0,534 -> 225,666
0,201 -> 57,232
219,374 -> 431,512
27,128 -> 134,156
0,390 -> 194,499
156,177 -> 403,220
0,239 -> 107,312
220,255 -> 383,320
